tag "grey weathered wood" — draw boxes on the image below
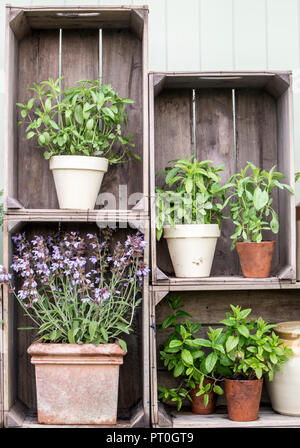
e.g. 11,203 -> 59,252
149,71 -> 295,285
196,88 -> 237,276
235,89 -> 280,275
171,407 -> 300,428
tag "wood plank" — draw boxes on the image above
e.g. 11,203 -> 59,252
154,88 -> 193,276
101,29 -> 143,210
196,88 -> 237,276
235,88 -> 280,275
17,29 -> 59,209
172,407 -> 300,428
155,289 -> 300,325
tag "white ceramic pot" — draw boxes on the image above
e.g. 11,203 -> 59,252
163,224 -> 220,278
50,155 -> 108,209
266,321 -> 300,416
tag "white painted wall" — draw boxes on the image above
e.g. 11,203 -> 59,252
1,0 -> 300,203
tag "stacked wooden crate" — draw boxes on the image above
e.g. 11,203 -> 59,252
148,72 -> 300,428
2,5 -> 150,428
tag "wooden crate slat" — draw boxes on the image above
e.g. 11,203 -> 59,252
149,71 -> 296,285
171,407 -> 300,428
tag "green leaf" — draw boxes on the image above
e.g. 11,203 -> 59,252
185,178 -> 193,194
181,349 -> 193,365
270,210 -> 279,234
89,321 -> 98,340
237,325 -> 250,338
174,360 -> 185,377
226,335 -> 239,353
205,352 -> 218,373
118,338 -> 127,353
26,131 -> 35,140
169,339 -> 182,348
253,187 -> 268,211
203,393 -> 209,408
45,97 -> 52,112
213,385 -> 224,395
74,105 -> 83,124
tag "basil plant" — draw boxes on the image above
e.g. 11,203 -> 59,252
155,156 -> 233,241
227,162 -> 294,249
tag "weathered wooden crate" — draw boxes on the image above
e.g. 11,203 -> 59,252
2,217 -> 150,428
149,72 -> 296,289
150,286 -> 300,428
4,5 -> 149,214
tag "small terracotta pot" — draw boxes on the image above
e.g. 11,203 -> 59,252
28,341 -> 126,425
236,241 -> 275,278
224,378 -> 263,421
189,380 -> 217,414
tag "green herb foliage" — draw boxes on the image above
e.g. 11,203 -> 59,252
155,156 -> 233,240
227,162 -> 294,249
213,305 -> 293,380
17,77 -> 139,164
158,296 -> 224,411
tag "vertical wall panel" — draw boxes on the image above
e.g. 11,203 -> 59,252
267,0 -> 299,70
201,0 -> 234,70
166,0 -> 200,71
234,0 -> 267,70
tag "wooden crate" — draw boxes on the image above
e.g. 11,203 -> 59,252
150,286 -> 300,428
4,5 -> 149,213
2,217 -> 150,428
149,72 -> 296,289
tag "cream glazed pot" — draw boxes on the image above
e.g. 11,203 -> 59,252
266,321 -> 300,416
163,224 -> 220,278
50,155 -> 109,209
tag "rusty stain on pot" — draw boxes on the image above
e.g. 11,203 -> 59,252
192,257 -> 204,266
189,380 -> 217,414
28,342 -> 126,425
236,241 -> 275,278
224,378 -> 263,422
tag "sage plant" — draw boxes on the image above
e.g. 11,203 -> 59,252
3,229 -> 149,350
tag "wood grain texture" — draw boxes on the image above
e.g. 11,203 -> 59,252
196,88 -> 237,276
17,30 -> 59,209
235,88 -> 280,275
101,29 -> 143,209
154,89 -> 193,275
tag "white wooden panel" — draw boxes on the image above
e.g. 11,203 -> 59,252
267,0 -> 299,69
166,0 -> 200,71
138,0 -> 166,71
201,0 -> 234,70
234,0 -> 267,70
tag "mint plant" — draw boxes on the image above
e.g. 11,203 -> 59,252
155,156 -> 232,240
214,305 -> 293,381
227,162 -> 294,249
17,77 -> 138,165
158,296 -> 224,411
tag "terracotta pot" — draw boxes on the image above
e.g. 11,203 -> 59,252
27,341 -> 126,425
224,378 -> 263,421
266,321 -> 300,416
236,241 -> 275,278
189,380 -> 217,414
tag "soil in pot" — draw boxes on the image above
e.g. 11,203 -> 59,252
224,378 -> 263,422
235,241 -> 275,278
189,380 -> 217,414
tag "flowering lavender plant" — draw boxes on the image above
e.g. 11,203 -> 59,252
2,229 -> 149,350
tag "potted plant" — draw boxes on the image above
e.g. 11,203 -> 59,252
17,78 -> 138,210
213,305 -> 292,422
1,228 -> 149,425
155,156 -> 232,277
158,296 -> 224,414
226,162 -> 294,278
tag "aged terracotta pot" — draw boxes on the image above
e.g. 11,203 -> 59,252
28,341 -> 126,425
266,321 -> 300,416
224,378 -> 263,421
189,380 -> 217,414
236,241 -> 275,278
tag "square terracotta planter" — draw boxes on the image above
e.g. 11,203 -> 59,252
27,341 -> 126,425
